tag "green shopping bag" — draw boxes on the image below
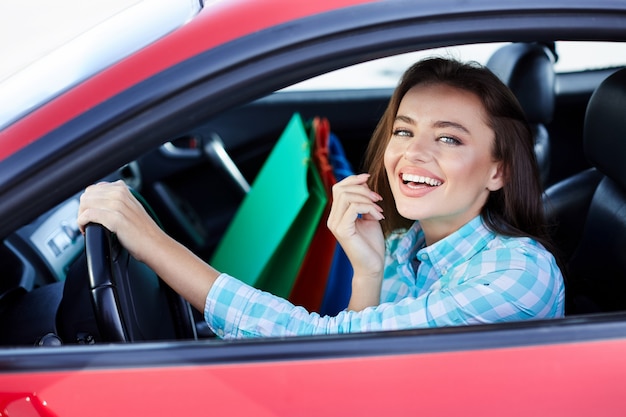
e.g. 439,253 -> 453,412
210,113 -> 327,298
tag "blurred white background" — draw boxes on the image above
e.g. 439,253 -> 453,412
2,0 -> 626,93
0,0 -> 141,83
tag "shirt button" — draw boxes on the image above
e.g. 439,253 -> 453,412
420,253 -> 429,261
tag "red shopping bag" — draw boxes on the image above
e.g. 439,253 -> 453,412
288,117 -> 338,311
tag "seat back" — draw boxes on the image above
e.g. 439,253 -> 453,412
544,67 -> 626,314
487,42 -> 556,185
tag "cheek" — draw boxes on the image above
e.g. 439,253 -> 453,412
452,155 -> 494,186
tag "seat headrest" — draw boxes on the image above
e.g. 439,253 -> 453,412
486,43 -> 556,124
584,68 -> 626,188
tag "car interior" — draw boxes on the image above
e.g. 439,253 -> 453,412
1,40 -> 625,347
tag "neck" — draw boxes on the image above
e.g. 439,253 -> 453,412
419,214 -> 479,246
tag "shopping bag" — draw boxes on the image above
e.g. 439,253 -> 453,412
289,117 -> 337,311
320,132 -> 355,315
210,113 -> 327,298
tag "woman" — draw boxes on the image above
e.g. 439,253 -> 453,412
77,57 -> 564,338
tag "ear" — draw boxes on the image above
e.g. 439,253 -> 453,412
486,161 -> 505,191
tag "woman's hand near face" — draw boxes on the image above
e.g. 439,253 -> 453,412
77,180 -> 219,312
327,174 -> 385,310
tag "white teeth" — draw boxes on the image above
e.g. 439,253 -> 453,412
401,173 -> 442,186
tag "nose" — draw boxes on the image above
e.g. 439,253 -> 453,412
403,132 -> 432,163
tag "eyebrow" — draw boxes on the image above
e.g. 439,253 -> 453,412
434,120 -> 471,135
394,115 -> 471,135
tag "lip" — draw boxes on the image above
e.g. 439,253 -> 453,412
396,167 -> 444,198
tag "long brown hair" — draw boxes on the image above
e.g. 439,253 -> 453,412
363,57 -> 551,247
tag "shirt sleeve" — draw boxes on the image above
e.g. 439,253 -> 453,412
204,243 -> 563,339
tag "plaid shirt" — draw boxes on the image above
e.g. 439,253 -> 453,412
205,216 -> 564,338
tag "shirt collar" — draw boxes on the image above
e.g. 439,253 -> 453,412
394,216 -> 495,277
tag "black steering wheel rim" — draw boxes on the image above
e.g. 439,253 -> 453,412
84,223 -> 196,343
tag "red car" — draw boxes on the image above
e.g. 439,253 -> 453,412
2,0 -> 626,415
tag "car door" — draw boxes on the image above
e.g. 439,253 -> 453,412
3,2 -> 626,416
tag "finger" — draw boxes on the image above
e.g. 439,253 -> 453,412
329,201 -> 384,237
77,181 -> 141,232
330,180 -> 382,220
327,192 -> 382,230
331,189 -> 380,212
343,201 -> 384,222
332,175 -> 382,202
77,206 -> 125,234
336,173 -> 370,185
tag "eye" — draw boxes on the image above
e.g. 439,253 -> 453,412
438,135 -> 461,145
392,128 -> 412,138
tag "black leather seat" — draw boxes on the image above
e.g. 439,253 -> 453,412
487,42 -> 556,185
543,67 -> 626,315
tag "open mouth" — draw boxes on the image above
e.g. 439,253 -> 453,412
401,173 -> 443,187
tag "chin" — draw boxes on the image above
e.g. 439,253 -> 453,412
395,206 -> 426,222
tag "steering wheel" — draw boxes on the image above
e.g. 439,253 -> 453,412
83,223 -> 197,342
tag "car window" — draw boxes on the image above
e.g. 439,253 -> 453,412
554,41 -> 626,72
284,41 -> 626,91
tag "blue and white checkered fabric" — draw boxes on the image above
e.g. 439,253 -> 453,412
205,216 -> 564,338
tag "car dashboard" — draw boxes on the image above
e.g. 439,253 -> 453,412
0,167 -> 135,346
6,198 -> 83,287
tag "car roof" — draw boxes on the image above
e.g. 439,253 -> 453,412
2,0 -> 626,163
0,0 -> 203,131
0,0 -> 375,160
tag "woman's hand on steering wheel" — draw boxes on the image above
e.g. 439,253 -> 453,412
77,180 -> 163,263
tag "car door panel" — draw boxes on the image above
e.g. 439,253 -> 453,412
2,316 -> 626,416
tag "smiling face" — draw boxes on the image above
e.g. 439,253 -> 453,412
384,82 -> 504,244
